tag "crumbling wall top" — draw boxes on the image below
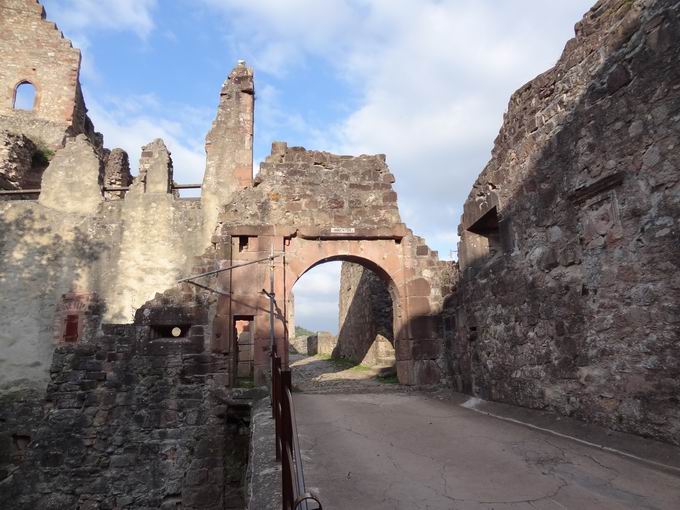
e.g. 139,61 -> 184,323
219,141 -> 401,232
129,138 -> 174,195
460,0 -> 651,231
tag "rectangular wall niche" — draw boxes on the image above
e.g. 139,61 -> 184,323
467,206 -> 501,257
63,314 -> 79,342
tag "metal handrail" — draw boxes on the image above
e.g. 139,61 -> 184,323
0,183 -> 202,195
272,352 -> 322,510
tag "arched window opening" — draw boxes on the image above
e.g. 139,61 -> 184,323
13,82 -> 37,111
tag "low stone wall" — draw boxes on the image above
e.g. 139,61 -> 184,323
289,335 -> 309,355
307,332 -> 336,357
0,323 -> 252,509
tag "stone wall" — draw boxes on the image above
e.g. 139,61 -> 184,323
306,332 -> 337,357
103,148 -> 132,199
0,317 -> 252,510
202,62 -> 254,240
215,142 -> 452,384
0,130 -> 37,190
0,0 -> 96,149
220,141 -> 401,230
447,0 -> 680,444
336,262 -> 395,366
0,135 -> 206,390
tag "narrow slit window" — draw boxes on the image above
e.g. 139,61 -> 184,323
14,82 -> 36,111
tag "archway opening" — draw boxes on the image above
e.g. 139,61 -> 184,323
13,81 -> 36,111
288,258 -> 399,390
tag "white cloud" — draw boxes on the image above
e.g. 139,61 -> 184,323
86,94 -> 210,188
43,0 -> 157,39
201,0 -> 594,260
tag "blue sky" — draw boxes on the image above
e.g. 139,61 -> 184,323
42,0 -> 593,332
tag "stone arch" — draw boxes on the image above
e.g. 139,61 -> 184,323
292,254 -> 399,367
13,80 -> 38,110
289,253 -> 400,309
281,236 -> 408,361
287,251 -> 402,364
209,231 -> 443,386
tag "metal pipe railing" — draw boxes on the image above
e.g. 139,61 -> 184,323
0,183 -> 202,195
272,351 -> 322,510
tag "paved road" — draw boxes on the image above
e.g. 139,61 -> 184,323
291,358 -> 680,510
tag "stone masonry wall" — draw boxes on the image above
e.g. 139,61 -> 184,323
0,134 -> 206,390
215,142 -> 452,384
202,62 -> 254,241
336,262 -> 395,366
0,0 -> 94,149
0,130 -> 37,190
103,148 -> 132,200
0,320 -> 251,510
220,141 -> 401,230
447,0 -> 680,444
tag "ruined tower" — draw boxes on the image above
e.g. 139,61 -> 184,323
0,0 -> 97,149
201,61 -> 254,239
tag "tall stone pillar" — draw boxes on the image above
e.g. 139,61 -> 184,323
201,61 -> 254,241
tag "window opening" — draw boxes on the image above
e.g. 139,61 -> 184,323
238,236 -> 249,252
467,207 -> 501,257
14,82 -> 36,110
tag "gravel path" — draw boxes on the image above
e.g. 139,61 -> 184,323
290,353 -> 408,394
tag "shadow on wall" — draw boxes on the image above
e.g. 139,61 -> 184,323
333,263 -> 395,367
440,2 -> 680,445
0,206 -> 108,389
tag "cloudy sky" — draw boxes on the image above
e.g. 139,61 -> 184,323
42,0 -> 593,332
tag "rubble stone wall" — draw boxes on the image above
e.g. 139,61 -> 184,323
447,0 -> 680,444
336,262 -> 395,366
103,148 -> 132,199
220,142 -> 401,230
0,130 -> 37,190
0,322 -> 250,510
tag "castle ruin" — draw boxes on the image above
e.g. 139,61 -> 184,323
0,0 -> 678,508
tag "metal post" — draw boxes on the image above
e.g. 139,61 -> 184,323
274,356 -> 282,461
269,247 -> 276,358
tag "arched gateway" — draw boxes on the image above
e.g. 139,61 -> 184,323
207,142 -> 450,386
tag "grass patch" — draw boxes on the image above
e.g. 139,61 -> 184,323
295,325 -> 315,337
315,354 -> 372,372
376,372 -> 399,384
31,139 -> 54,168
235,377 -> 255,388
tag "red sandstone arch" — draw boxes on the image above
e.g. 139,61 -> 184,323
210,231 -> 442,386
287,250 -> 402,363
